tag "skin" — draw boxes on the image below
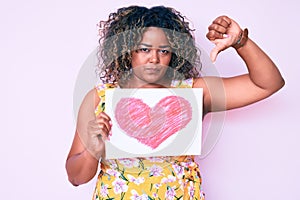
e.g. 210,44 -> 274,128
65,16 -> 285,186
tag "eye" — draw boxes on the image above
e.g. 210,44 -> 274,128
137,48 -> 150,53
159,49 -> 170,55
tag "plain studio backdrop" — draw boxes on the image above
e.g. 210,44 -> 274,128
1,0 -> 299,199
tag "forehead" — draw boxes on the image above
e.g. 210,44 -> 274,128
139,27 -> 170,45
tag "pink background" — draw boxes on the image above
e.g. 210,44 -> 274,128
1,0 -> 298,199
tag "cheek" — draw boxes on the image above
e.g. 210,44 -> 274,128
162,55 -> 172,66
131,55 -> 143,68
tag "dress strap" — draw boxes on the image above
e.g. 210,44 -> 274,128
171,78 -> 194,88
94,83 -> 116,116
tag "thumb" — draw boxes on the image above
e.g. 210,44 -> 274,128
210,47 -> 219,63
210,41 -> 228,62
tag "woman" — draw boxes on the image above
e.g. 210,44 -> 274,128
66,5 -> 284,199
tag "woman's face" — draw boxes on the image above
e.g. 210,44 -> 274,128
130,27 -> 172,87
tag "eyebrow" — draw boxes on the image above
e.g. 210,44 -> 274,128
139,43 -> 171,48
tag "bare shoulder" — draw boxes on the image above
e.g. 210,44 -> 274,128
193,76 -> 227,113
193,77 -> 214,114
78,88 -> 100,117
193,76 -> 225,96
193,77 -> 206,88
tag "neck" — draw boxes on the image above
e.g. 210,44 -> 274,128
122,78 -> 172,88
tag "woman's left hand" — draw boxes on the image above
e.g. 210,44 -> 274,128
206,15 -> 242,62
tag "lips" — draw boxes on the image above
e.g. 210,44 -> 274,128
144,66 -> 161,73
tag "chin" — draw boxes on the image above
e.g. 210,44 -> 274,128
140,83 -> 166,88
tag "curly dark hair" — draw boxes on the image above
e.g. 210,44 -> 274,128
97,5 -> 201,86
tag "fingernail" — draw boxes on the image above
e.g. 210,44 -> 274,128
223,34 -> 229,38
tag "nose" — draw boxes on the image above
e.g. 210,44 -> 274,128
149,50 -> 159,63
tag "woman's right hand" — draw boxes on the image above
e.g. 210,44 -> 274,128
66,89 -> 112,185
80,112 -> 112,160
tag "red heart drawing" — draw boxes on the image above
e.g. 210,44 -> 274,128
115,96 -> 192,149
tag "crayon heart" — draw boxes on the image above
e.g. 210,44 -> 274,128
115,96 -> 192,149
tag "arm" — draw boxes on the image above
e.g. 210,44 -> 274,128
195,16 -> 285,113
66,88 -> 111,186
65,134 -> 99,186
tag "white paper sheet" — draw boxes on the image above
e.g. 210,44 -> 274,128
105,88 -> 203,159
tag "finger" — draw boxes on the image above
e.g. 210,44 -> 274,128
97,112 -> 111,122
206,30 -> 225,41
95,112 -> 112,131
87,119 -> 111,142
89,122 -> 110,140
88,118 -> 110,135
208,24 -> 227,35
213,15 -> 231,27
95,118 -> 112,133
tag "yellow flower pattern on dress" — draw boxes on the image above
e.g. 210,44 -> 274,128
93,79 -> 205,200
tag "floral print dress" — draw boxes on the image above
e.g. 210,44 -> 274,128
93,79 -> 205,200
